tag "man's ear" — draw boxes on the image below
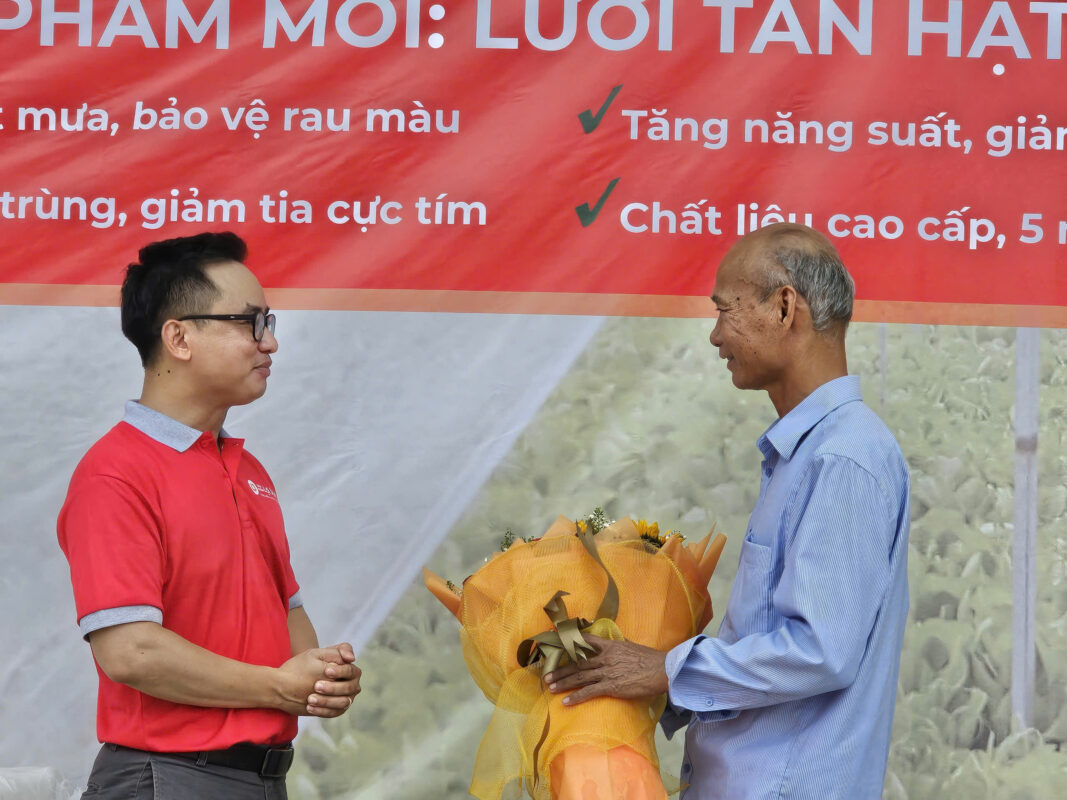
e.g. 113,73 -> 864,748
160,319 -> 193,363
777,285 -> 799,328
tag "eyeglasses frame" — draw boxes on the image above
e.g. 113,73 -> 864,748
177,311 -> 276,342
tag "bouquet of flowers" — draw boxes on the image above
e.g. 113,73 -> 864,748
424,509 -> 726,800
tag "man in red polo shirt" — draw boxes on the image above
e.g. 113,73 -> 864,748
58,232 -> 361,799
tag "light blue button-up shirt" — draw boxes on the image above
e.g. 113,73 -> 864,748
662,376 -> 910,799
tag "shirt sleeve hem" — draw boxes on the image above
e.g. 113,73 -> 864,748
665,635 -> 703,710
78,605 -> 163,640
665,636 -> 745,723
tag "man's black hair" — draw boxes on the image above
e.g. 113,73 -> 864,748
120,231 -> 248,366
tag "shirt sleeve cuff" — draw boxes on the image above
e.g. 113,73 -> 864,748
78,605 -> 163,640
665,636 -> 741,724
288,591 -> 303,610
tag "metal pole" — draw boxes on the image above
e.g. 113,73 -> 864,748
1012,327 -> 1039,729
878,322 -> 888,413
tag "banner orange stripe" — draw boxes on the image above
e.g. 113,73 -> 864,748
3,284 -> 1066,328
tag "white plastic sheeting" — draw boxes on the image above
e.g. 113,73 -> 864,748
0,305 -> 601,787
0,768 -> 77,800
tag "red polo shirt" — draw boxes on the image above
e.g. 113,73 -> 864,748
58,402 -> 300,751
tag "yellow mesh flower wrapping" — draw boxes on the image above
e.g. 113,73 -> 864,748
426,517 -> 726,800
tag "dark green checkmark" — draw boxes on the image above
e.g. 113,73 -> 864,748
578,84 -> 623,134
575,178 -> 620,227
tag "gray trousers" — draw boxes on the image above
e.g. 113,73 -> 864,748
81,744 -> 288,800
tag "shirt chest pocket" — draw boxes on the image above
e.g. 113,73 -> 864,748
722,534 -> 779,637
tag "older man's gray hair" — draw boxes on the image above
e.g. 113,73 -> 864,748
754,225 -> 855,332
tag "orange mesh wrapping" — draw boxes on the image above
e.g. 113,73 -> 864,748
427,518 -> 725,800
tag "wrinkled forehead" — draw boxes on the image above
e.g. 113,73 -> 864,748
713,239 -> 770,297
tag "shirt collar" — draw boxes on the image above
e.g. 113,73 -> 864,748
123,400 -> 231,452
758,375 -> 862,461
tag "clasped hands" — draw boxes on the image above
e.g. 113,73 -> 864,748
281,642 -> 363,718
543,634 -> 669,706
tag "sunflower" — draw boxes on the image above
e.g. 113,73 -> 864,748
634,519 -> 660,540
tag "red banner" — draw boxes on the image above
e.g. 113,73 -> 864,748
1,1 -> 1065,319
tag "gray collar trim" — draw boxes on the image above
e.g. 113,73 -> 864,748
122,401 -> 228,452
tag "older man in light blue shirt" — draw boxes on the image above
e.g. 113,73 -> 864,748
546,223 -> 910,799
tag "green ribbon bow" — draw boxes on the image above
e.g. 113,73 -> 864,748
516,590 -> 595,676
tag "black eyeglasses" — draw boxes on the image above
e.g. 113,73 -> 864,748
178,311 -> 276,342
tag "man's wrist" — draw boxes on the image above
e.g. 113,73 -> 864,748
265,665 -> 304,712
655,651 -> 670,695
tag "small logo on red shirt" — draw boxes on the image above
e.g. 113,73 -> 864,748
247,480 -> 278,501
